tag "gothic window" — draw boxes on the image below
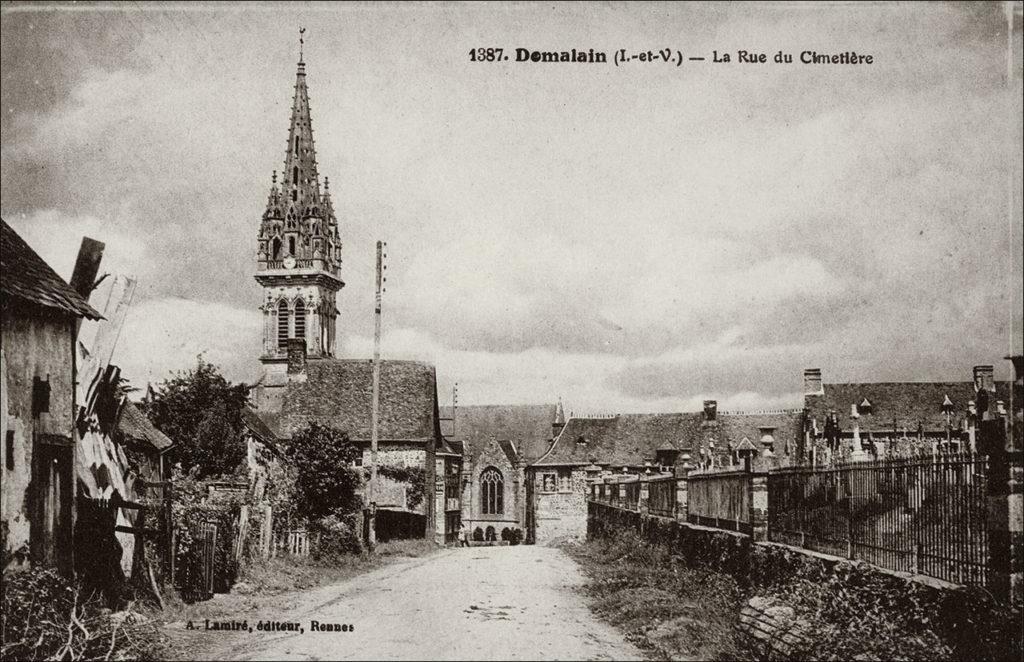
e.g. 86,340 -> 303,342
294,300 -> 306,342
277,300 -> 289,350
288,236 -> 296,256
271,237 -> 282,261
294,136 -> 299,153
480,467 -> 503,515
293,166 -> 299,185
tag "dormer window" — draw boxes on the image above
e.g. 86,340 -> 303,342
576,436 -> 587,446
758,426 -> 776,446
858,398 -> 873,415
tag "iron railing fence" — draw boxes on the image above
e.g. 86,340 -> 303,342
767,452 -> 989,587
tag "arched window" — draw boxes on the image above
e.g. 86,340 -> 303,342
293,166 -> 299,185
276,300 -> 289,350
271,237 -> 281,260
480,467 -> 503,515
294,136 -> 299,154
293,299 -> 305,344
288,236 -> 296,256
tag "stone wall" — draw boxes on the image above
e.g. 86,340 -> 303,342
530,468 -> 588,544
1,306 -> 77,570
587,501 -> 1022,660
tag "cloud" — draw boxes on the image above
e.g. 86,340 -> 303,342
114,297 -> 262,388
1,5 -> 1019,413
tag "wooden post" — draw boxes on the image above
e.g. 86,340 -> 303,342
368,240 -> 384,548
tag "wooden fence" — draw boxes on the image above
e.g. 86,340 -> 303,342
647,476 -> 677,518
686,468 -> 752,534
272,528 -> 314,557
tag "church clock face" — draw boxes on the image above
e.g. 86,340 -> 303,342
283,256 -> 297,269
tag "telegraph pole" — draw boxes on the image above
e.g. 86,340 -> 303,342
368,240 -> 385,547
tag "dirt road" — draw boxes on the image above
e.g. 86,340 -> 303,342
182,545 -> 642,661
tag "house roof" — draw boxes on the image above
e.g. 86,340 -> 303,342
534,413 -> 703,467
116,401 -> 174,453
241,405 -> 280,445
807,381 -> 1012,432
439,404 -> 557,465
277,359 -> 440,442
1,219 -> 101,320
535,409 -> 805,467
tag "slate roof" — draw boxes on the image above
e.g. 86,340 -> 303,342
535,410 -> 805,467
241,405 -> 279,444
534,413 -> 703,467
439,404 -> 558,466
1,219 -> 101,319
277,359 -> 440,442
807,381 -> 1012,432
117,401 -> 174,453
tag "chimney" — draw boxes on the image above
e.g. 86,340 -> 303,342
803,368 -> 823,396
703,399 -> 717,422
286,338 -> 307,376
973,365 -> 995,393
70,237 -> 105,299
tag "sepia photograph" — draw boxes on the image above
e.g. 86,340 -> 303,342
1,2 -> 1022,660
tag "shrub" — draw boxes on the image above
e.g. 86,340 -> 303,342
508,527 -> 523,545
313,514 -> 363,561
287,422 -> 362,520
1,568 -> 161,660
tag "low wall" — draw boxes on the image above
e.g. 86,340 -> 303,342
587,500 -> 1022,659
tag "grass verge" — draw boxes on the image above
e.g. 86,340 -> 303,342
564,532 -> 751,661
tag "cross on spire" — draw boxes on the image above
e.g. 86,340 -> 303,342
299,27 -> 306,64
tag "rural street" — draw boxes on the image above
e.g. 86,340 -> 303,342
187,545 -> 643,661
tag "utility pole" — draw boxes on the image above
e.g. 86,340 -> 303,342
368,240 -> 386,547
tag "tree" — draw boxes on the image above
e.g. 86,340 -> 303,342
286,422 -> 362,520
145,357 -> 251,478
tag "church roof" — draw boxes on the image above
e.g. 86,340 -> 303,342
1,219 -> 101,320
806,381 -> 1011,433
439,404 -> 558,465
276,359 -> 441,443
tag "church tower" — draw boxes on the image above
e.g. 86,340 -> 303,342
255,41 -> 343,376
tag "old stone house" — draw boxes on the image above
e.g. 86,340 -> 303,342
1,219 -> 101,574
249,51 -> 452,542
439,404 -> 561,541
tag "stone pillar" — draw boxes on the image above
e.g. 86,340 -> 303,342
981,417 -> 1023,605
748,462 -> 769,542
260,503 -> 273,560
639,477 -> 650,515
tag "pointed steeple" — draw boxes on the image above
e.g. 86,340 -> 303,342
280,41 -> 323,222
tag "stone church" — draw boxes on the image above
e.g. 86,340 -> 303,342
250,47 -> 454,543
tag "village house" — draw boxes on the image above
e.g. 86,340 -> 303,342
439,403 -> 562,541
1,219 -> 102,574
249,51 -> 453,543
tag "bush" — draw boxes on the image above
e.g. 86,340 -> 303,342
287,422 -> 362,520
313,514 -> 363,561
508,527 -> 523,545
1,568 -> 161,660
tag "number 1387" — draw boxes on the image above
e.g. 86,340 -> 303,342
470,48 -> 504,62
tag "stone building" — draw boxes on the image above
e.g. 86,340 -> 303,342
1,219 -> 101,574
440,404 -> 561,541
250,50 -> 450,541
527,405 -> 803,544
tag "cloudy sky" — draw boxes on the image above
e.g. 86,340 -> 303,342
2,2 -> 1021,414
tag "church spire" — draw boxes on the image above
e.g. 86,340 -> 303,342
278,27 -> 323,221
